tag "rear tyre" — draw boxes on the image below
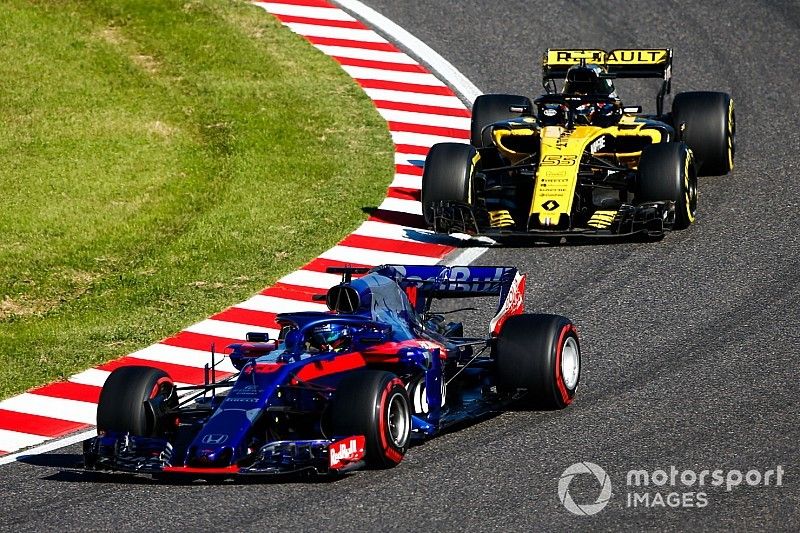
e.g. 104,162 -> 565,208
329,370 -> 411,468
672,91 -> 735,175
495,314 -> 580,409
637,142 -> 697,230
96,366 -> 177,436
471,94 -> 533,148
421,142 -> 477,225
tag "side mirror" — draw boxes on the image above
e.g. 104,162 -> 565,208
622,106 -> 642,114
246,332 -> 269,342
326,284 -> 360,313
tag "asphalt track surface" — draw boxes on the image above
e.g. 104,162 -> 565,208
2,1 -> 799,531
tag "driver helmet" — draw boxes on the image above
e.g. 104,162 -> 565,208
563,64 -> 616,97
309,323 -> 351,353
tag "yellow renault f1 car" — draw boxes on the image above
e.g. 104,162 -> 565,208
422,48 -> 735,242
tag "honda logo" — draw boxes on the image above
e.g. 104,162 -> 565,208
201,433 -> 228,445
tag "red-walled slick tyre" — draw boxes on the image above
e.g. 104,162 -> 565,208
495,314 -> 581,409
330,370 -> 411,468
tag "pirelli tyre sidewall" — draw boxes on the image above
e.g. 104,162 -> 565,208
495,313 -> 580,409
329,370 -> 411,469
672,91 -> 735,176
637,142 -> 697,230
96,365 -> 176,437
421,142 -> 478,225
471,93 -> 533,148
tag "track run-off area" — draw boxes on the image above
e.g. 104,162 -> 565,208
1,1 -> 798,531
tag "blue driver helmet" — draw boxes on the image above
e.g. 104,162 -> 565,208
309,323 -> 352,352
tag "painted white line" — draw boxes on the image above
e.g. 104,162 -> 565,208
314,44 -> 418,64
237,294 -> 328,313
379,108 -> 471,130
342,65 -> 445,86
68,368 -> 111,388
334,0 -> 481,104
389,173 -> 421,189
256,2 -> 356,21
442,245 -> 489,267
391,130 -> 468,148
131,344 -> 238,373
0,429 -> 49,452
284,22 -> 386,43
320,244 -> 441,265
0,394 -> 97,425
353,219 -> 439,243
378,196 -> 422,215
279,269 -> 342,290
363,87 -> 466,108
183,319 -> 278,340
395,152 -> 426,164
0,429 -> 97,466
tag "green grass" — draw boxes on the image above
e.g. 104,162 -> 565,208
0,0 -> 394,399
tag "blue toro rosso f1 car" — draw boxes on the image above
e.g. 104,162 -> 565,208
84,264 -> 581,478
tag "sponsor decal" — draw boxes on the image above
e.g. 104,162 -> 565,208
590,136 -> 606,154
542,199 -> 560,211
201,433 -> 229,445
392,266 -> 513,293
548,49 -> 668,66
328,436 -> 366,470
229,384 -> 262,397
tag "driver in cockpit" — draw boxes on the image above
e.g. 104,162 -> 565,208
559,64 -> 620,126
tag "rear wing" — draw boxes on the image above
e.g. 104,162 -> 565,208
370,265 -> 525,335
542,48 -> 672,114
371,265 -> 517,296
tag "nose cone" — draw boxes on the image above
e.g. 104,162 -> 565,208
188,444 -> 234,467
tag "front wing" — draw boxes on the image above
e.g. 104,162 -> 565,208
429,201 -> 675,243
83,433 -> 366,477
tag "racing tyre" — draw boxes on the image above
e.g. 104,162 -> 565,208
637,142 -> 697,230
495,314 -> 580,409
672,91 -> 735,175
421,142 -> 477,225
96,366 -> 177,437
471,93 -> 533,148
330,370 -> 411,468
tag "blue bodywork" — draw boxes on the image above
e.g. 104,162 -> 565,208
84,264 -> 525,477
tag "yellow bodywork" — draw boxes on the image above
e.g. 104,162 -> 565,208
489,115 -> 664,227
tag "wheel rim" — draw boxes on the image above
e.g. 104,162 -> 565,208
727,101 -> 736,170
561,336 -> 580,391
684,151 -> 697,222
386,391 -> 410,448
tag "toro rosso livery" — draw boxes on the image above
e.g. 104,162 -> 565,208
422,48 -> 736,241
84,265 -> 581,477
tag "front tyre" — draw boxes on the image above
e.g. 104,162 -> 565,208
330,370 -> 411,468
672,91 -> 735,176
421,142 -> 478,226
637,142 -> 697,230
495,314 -> 580,409
96,366 -> 177,436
